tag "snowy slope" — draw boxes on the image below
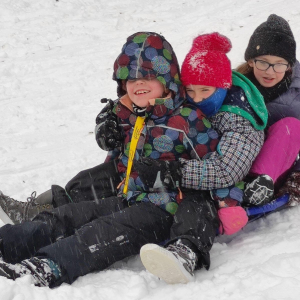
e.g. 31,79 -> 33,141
1,0 -> 300,299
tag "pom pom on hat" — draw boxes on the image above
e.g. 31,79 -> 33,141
181,32 -> 232,88
192,32 -> 232,53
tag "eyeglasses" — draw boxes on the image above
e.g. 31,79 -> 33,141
253,59 -> 289,73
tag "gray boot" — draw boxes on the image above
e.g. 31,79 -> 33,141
0,190 -> 53,225
35,189 -> 53,205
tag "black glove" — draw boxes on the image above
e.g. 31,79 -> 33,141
134,157 -> 182,191
95,98 -> 125,151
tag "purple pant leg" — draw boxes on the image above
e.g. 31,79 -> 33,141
250,117 -> 300,183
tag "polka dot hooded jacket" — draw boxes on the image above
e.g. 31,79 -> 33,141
110,32 -> 219,214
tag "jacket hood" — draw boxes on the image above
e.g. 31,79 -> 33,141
112,32 -> 183,108
219,71 -> 268,130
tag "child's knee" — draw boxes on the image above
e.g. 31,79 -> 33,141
270,117 -> 300,134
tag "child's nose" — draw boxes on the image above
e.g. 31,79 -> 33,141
265,66 -> 275,74
135,79 -> 145,84
194,94 -> 204,102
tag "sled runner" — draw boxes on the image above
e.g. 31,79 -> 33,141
245,193 -> 290,223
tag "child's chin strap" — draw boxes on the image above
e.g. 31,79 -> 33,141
122,116 -> 145,195
132,103 -> 147,116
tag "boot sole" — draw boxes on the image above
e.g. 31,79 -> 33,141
140,244 -> 194,284
0,206 -> 14,225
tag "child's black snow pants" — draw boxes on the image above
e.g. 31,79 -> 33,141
0,197 -> 173,287
169,191 -> 220,270
0,191 -> 219,287
51,160 -> 121,207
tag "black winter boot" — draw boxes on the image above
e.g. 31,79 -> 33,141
243,175 -> 274,206
0,239 -> 3,261
140,240 -> 197,284
0,257 -> 61,287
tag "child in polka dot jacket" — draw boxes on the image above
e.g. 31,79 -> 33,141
94,32 -> 225,276
102,31 -> 221,215
0,31 -> 221,288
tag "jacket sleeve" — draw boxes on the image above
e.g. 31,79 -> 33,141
267,92 -> 300,126
180,112 -> 264,190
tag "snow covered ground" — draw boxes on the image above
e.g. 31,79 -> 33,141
1,0 -> 300,299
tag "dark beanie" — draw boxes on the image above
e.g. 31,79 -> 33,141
245,14 -> 296,66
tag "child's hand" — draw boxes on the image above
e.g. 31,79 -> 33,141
148,92 -> 172,106
95,101 -> 124,151
134,157 -> 182,191
96,118 -> 124,150
148,98 -> 156,106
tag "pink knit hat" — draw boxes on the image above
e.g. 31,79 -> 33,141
181,32 -> 232,89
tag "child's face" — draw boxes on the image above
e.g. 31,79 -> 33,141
185,85 -> 216,103
126,78 -> 165,108
248,55 -> 289,88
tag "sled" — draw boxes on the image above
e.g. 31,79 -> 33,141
245,193 -> 290,223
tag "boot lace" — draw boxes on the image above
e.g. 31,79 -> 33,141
23,191 -> 37,221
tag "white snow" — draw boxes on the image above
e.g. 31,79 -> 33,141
1,0 -> 300,299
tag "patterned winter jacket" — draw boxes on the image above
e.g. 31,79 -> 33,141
112,93 -> 219,215
181,71 -> 268,193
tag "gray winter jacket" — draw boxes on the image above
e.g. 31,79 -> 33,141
265,61 -> 300,172
267,61 -> 300,126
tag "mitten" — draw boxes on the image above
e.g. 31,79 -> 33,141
95,98 -> 124,151
134,157 -> 182,191
218,206 -> 248,235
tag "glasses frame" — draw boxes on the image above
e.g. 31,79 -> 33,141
253,59 -> 289,73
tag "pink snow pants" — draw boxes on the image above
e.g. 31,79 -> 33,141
250,117 -> 300,184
